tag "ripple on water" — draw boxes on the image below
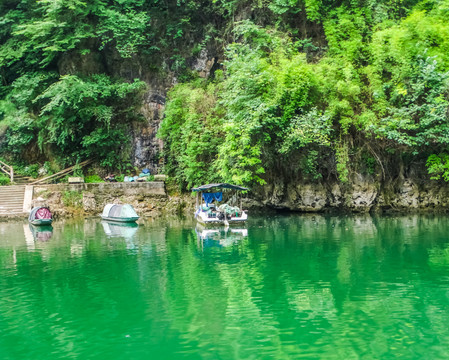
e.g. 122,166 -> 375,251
1,216 -> 449,359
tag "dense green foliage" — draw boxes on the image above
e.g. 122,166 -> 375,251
1,73 -> 145,167
0,174 -> 10,185
159,0 -> 449,188
158,78 -> 225,189
0,0 -> 154,169
1,0 -> 449,187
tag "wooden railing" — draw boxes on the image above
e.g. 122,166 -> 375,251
0,160 -> 13,183
29,159 -> 93,185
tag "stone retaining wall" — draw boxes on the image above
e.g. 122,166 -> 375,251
32,182 -> 169,217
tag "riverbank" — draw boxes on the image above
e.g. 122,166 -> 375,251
0,181 -> 194,221
2,175 -> 449,222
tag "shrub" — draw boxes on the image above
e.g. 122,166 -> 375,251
62,191 -> 83,208
0,174 -> 10,185
115,174 -> 125,182
85,175 -> 104,183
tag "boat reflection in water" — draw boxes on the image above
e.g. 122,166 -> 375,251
195,225 -> 248,248
29,224 -> 53,241
101,221 -> 139,250
101,221 -> 138,238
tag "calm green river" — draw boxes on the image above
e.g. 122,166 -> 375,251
1,214 -> 449,359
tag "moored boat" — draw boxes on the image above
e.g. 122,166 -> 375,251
101,204 -> 139,223
28,206 -> 53,226
192,183 -> 248,226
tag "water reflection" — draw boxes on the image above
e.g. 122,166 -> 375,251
101,221 -> 138,239
101,220 -> 139,250
0,214 -> 449,359
29,224 -> 53,241
195,225 -> 248,247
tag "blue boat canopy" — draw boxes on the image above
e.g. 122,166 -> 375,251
202,192 -> 223,206
192,183 -> 249,192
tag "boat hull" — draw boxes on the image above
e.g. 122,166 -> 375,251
195,210 -> 247,226
196,218 -> 247,225
29,219 -> 53,226
101,216 -> 139,223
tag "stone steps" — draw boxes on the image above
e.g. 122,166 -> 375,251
14,176 -> 34,185
0,185 -> 26,215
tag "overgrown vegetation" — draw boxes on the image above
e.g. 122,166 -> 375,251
0,174 -> 10,186
0,0 -> 148,169
1,0 -> 448,189
61,190 -> 83,208
159,1 -> 449,188
85,175 -> 104,183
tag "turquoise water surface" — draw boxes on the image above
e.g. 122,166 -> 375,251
1,214 -> 449,359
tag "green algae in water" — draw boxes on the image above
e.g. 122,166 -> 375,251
0,215 -> 449,359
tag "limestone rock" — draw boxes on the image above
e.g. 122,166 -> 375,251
83,192 -> 96,212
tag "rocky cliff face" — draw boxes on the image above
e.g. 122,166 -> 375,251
247,174 -> 449,213
56,41 -> 221,175
121,50 -> 219,174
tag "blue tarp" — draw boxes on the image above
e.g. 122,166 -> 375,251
202,192 -> 223,206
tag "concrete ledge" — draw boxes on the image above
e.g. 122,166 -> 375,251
0,212 -> 29,221
34,181 -> 166,196
153,174 -> 167,181
68,177 -> 84,184
23,186 -> 33,213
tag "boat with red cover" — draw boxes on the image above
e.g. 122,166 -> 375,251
28,206 -> 53,226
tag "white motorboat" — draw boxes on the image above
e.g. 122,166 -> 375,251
192,183 -> 249,226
